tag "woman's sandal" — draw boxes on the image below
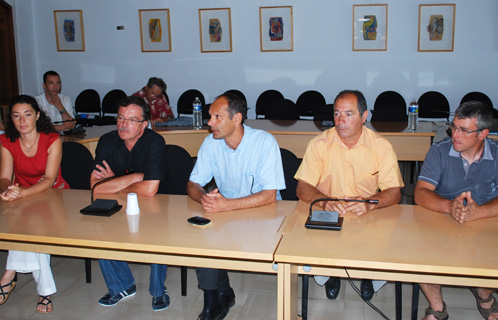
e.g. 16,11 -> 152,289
470,287 -> 498,319
36,295 -> 53,313
0,280 -> 16,305
425,301 -> 449,320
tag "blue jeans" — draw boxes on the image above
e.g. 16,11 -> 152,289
99,259 -> 167,297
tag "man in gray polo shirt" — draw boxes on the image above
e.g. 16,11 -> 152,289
414,101 -> 498,320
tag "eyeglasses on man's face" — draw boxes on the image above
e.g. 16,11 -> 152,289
450,122 -> 483,135
116,115 -> 145,125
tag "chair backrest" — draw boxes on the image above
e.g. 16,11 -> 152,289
102,89 -> 126,117
163,91 -> 170,105
461,92 -> 498,119
75,89 -> 101,117
374,91 -> 406,110
202,103 -> 211,121
280,148 -> 301,201
265,98 -> 300,120
417,91 -> 450,120
61,142 -> 94,190
313,104 -> 334,121
177,89 -> 205,116
158,144 -> 194,195
461,91 -> 493,109
256,90 -> 284,119
296,90 -> 326,117
224,89 -> 247,105
371,91 -> 408,122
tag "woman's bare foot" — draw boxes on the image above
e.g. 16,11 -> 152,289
0,270 -> 16,304
36,295 -> 53,313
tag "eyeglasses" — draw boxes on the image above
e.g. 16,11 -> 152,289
450,123 -> 483,135
116,116 -> 145,125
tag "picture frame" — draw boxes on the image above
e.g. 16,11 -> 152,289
53,10 -> 85,51
198,8 -> 232,53
139,9 -> 172,52
352,4 -> 388,51
418,4 -> 455,52
259,6 -> 293,52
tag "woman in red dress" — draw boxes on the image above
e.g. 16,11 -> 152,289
0,95 -> 69,313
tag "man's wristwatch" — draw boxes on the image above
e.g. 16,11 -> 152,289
59,109 -> 66,114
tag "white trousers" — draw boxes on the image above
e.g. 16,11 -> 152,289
6,250 -> 57,296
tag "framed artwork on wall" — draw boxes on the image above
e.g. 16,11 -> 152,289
53,10 -> 85,51
352,4 -> 388,51
139,9 -> 172,52
418,4 -> 455,52
198,8 -> 232,53
259,6 -> 293,52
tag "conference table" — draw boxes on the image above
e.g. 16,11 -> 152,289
0,189 -> 297,319
275,201 -> 498,320
2,189 -> 498,319
64,119 -> 444,161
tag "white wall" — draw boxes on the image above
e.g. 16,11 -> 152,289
10,0 -> 498,119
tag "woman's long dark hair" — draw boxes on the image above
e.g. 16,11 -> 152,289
5,95 -> 56,142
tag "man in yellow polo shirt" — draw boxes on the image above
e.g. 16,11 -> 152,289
295,89 -> 404,301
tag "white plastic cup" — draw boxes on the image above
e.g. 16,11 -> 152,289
127,214 -> 139,233
126,193 -> 140,215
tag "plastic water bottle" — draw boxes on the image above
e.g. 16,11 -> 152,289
408,100 -> 419,132
193,97 -> 202,130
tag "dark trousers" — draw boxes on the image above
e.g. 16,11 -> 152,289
196,267 -> 230,291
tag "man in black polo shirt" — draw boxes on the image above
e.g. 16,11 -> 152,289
90,96 -> 169,312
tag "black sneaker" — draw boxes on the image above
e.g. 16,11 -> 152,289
152,287 -> 170,312
98,284 -> 136,307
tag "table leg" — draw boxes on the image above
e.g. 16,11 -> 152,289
302,274 -> 309,320
411,283 -> 420,320
181,266 -> 187,296
85,258 -> 92,283
395,281 -> 402,320
279,263 -> 298,320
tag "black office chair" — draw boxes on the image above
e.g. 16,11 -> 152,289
159,144 -> 194,195
61,142 -> 94,191
265,98 -> 300,120
224,89 -> 247,105
461,91 -> 493,109
163,91 -> 170,105
75,89 -> 102,126
202,103 -> 211,122
461,91 -> 498,118
255,90 -> 284,119
158,144 -> 194,296
177,89 -> 205,116
61,142 -> 94,283
371,91 -> 408,122
371,91 -> 414,182
313,104 -> 334,121
279,148 -> 301,201
417,91 -> 450,121
296,90 -> 326,118
100,89 -> 126,125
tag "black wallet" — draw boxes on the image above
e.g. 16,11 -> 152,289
80,199 -> 122,217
